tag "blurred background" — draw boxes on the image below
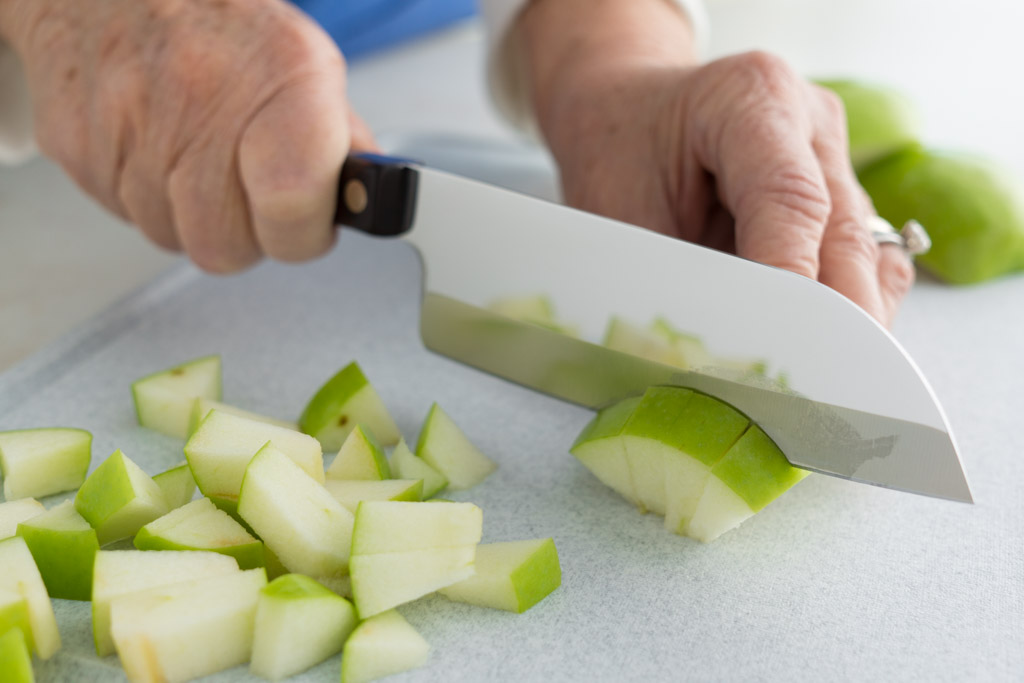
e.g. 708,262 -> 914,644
1,0 -> 1021,371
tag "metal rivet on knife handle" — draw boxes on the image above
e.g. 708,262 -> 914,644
345,179 -> 369,214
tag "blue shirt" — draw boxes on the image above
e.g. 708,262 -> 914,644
293,0 -> 477,61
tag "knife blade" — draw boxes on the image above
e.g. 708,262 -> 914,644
334,154 -> 972,503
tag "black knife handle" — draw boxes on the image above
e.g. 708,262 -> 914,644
335,154 -> 419,237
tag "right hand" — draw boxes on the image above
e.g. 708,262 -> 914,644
0,0 -> 374,272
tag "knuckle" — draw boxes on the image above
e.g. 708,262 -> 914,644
735,50 -> 797,97
743,165 -> 833,227
823,218 -> 880,272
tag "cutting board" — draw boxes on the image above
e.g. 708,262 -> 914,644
1,136 -> 1021,682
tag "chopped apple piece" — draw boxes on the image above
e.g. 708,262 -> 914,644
0,537 -> 60,659
0,428 -> 91,500
439,538 -> 561,613
132,355 -> 221,439
569,396 -> 642,507
341,610 -> 429,683
152,462 -> 197,510
324,479 -> 423,512
184,410 -> 323,514
0,500 -> 45,540
0,628 -> 33,683
237,443 -> 353,578
250,574 -> 358,680
91,549 -> 240,656
110,568 -> 266,683
187,398 -> 297,437
74,449 -> 169,546
390,438 -> 447,498
299,362 -> 401,451
326,426 -> 390,480
17,500 -> 99,600
416,404 -> 496,490
134,498 -> 264,570
0,590 -> 33,654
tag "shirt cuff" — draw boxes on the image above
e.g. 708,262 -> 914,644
0,39 -> 36,164
480,0 -> 710,135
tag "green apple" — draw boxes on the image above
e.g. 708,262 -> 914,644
187,398 -> 297,438
110,568 -> 266,683
0,427 -> 91,500
299,362 -> 401,451
91,549 -> 240,656
686,424 -> 809,542
263,546 -> 289,581
134,498 -> 264,570
570,395 -> 642,506
816,79 -> 921,170
16,500 -> 99,601
859,145 -> 1024,284
74,449 -> 169,546
324,479 -> 423,512
390,438 -> 447,498
152,462 -> 197,510
341,610 -> 430,683
250,574 -> 358,681
237,443 -> 353,578
132,355 -> 222,439
0,499 -> 45,540
0,537 -> 60,659
184,409 -> 324,515
439,538 -> 561,613
326,425 -> 390,480
349,501 -> 481,618
0,590 -> 33,654
416,404 -> 496,490
0,628 -> 33,683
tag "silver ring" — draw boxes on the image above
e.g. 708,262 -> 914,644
869,216 -> 931,256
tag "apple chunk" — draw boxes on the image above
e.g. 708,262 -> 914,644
341,610 -> 430,683
299,362 -> 401,451
0,628 -> 33,683
0,590 -> 33,654
570,396 -> 642,507
74,449 -> 169,546
0,537 -> 60,659
0,427 -> 91,500
0,499 -> 45,540
390,438 -> 447,498
250,574 -> 358,680
416,404 -> 496,490
17,500 -> 99,600
152,462 -> 197,510
110,568 -> 266,683
326,425 -> 390,480
439,538 -> 561,613
134,498 -> 264,570
238,443 -> 353,578
324,479 -> 423,512
132,355 -> 221,439
187,398 -> 298,437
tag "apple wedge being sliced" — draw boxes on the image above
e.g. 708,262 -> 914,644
250,574 -> 358,681
569,396 -> 642,507
110,568 -> 267,683
324,479 -> 423,512
132,355 -> 221,439
326,425 -> 390,481
439,538 -> 561,613
74,449 -> 169,546
0,628 -> 33,683
152,462 -> 197,510
390,438 -> 447,498
134,498 -> 264,570
0,499 -> 45,540
185,410 -> 324,514
17,500 -> 99,601
0,427 -> 91,500
416,404 -> 496,490
0,537 -> 60,659
237,443 -> 353,578
299,362 -> 401,451
187,398 -> 298,438
341,610 -> 430,683
91,549 -> 240,656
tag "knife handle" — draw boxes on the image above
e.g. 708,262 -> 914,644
335,154 -> 419,237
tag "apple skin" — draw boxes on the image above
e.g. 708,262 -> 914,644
152,463 -> 197,510
132,355 -> 222,439
439,538 -> 561,613
17,500 -> 99,601
0,536 -> 61,659
0,499 -> 45,540
250,574 -> 358,681
299,362 -> 401,451
416,404 -> 497,490
390,438 -> 447,498
74,449 -> 169,546
133,498 -> 265,570
326,425 -> 390,481
0,427 -> 92,501
324,479 -> 423,513
341,609 -> 430,683
0,591 -> 33,654
0,628 -> 33,683
570,396 -> 642,506
816,79 -> 921,171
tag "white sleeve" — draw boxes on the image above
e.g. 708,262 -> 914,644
478,0 -> 710,134
0,39 -> 35,164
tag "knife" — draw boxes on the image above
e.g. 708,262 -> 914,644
334,154 -> 972,503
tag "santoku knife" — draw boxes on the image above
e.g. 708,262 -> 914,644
334,154 -> 972,503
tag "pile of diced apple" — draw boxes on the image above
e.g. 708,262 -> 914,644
0,357 -> 562,683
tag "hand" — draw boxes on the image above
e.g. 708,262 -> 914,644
0,0 -> 374,272
520,1 -> 914,327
